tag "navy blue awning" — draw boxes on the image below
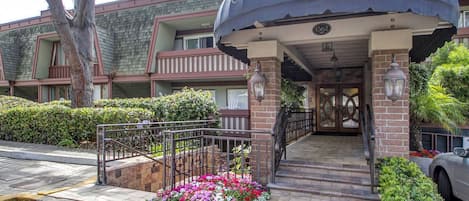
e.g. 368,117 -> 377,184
214,0 -> 459,63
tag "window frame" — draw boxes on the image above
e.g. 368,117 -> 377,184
460,10 -> 469,28
50,41 -> 68,66
226,88 -> 249,110
48,85 -> 70,101
183,33 -> 214,50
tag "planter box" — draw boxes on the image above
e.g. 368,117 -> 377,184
409,156 -> 433,176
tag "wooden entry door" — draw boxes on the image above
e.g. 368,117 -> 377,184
317,84 -> 361,133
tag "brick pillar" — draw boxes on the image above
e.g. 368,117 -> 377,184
248,57 -> 281,184
371,50 -> 410,157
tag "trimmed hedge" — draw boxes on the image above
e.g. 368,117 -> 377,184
0,106 -> 154,147
95,88 -> 218,121
0,95 -> 38,110
42,100 -> 72,107
378,157 -> 443,201
0,89 -> 217,147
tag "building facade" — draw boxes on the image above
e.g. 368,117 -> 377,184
0,0 -> 249,129
455,0 -> 469,43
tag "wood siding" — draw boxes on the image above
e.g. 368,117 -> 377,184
49,64 -> 101,78
156,48 -> 247,75
219,109 -> 250,130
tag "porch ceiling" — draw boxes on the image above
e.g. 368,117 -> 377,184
291,39 -> 368,69
214,0 -> 458,64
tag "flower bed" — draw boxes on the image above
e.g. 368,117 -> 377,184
409,149 -> 440,158
156,174 -> 270,201
409,149 -> 440,175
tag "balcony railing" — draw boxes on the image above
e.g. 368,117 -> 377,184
48,64 -> 101,78
219,109 -> 250,130
156,48 -> 248,75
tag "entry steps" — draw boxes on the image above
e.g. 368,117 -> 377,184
268,160 -> 380,201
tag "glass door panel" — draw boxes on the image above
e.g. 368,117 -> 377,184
319,87 -> 337,130
341,87 -> 360,129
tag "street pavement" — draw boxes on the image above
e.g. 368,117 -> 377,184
0,141 -> 158,201
0,156 -> 96,196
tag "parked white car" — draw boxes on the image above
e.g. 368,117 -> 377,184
430,148 -> 469,201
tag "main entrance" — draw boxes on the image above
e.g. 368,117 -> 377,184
317,84 -> 361,133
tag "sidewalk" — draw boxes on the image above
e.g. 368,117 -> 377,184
0,141 -> 157,201
0,140 -> 96,166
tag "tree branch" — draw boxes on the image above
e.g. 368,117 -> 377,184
46,0 -> 72,25
74,0 -> 95,27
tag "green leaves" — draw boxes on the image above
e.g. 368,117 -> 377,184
0,89 -> 217,147
281,78 -> 305,110
94,88 -> 218,122
378,157 -> 443,201
0,106 -> 154,147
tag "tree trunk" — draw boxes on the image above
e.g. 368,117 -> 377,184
46,0 -> 95,108
410,119 -> 424,151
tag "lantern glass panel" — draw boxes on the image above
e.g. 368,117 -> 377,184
254,82 -> 264,98
384,79 -> 394,97
394,79 -> 405,97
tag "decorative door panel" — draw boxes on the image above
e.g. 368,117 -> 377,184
340,87 -> 360,131
317,85 -> 361,133
318,87 -> 337,130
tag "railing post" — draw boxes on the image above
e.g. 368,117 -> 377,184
170,131 -> 176,189
96,126 -> 106,185
162,131 -> 167,190
271,132 -> 276,183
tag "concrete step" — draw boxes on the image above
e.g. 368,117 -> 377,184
279,160 -> 370,177
268,182 -> 379,201
275,169 -> 371,191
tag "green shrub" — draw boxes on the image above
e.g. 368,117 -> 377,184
378,157 -> 443,201
0,95 -> 38,110
95,88 -> 218,121
0,106 -> 154,147
42,100 -> 72,107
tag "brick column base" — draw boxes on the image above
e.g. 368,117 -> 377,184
371,50 -> 410,157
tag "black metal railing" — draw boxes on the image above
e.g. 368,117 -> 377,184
97,120 -> 273,189
286,108 -> 315,143
161,128 -> 272,189
361,104 -> 377,193
96,120 -> 216,185
271,108 -> 316,183
272,107 -> 289,180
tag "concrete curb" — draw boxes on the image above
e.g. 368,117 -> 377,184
0,149 -> 96,166
0,140 -> 97,166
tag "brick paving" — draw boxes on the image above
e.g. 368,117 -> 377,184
286,134 -> 367,166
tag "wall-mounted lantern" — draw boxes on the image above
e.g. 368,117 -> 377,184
250,61 -> 266,102
384,56 -> 406,102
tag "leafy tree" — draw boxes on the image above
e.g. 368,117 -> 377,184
409,63 -> 466,151
281,79 -> 305,111
430,43 -> 469,104
429,42 -> 459,71
46,0 -> 95,107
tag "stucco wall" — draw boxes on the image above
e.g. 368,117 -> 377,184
112,82 -> 151,98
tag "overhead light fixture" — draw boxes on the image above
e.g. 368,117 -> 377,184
330,51 -> 338,63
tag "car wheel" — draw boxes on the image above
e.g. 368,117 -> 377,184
437,170 -> 453,201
